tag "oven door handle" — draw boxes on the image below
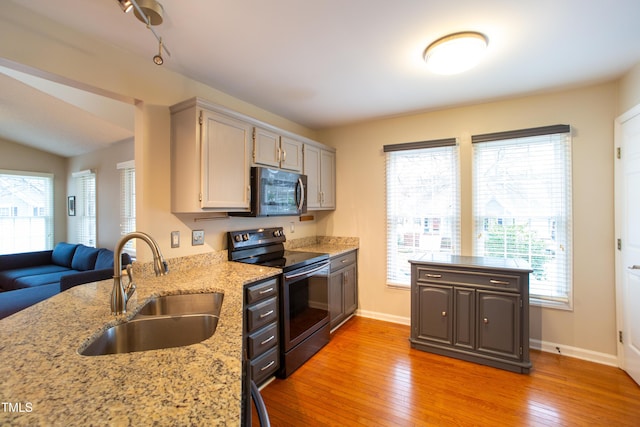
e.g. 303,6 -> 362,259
284,261 -> 330,280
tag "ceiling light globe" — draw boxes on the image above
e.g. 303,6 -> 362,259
153,54 -> 164,65
424,32 -> 488,75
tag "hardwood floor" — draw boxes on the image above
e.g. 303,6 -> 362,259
254,316 -> 640,426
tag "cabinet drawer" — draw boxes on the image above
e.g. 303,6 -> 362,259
247,322 -> 278,359
330,251 -> 357,272
251,347 -> 280,384
247,297 -> 278,332
246,278 -> 278,304
416,267 -> 520,291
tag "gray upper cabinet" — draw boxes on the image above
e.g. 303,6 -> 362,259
409,255 -> 532,373
170,97 -> 334,213
304,144 -> 336,210
170,98 -> 251,213
253,127 -> 303,172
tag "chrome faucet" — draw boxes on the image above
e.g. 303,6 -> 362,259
111,231 -> 169,315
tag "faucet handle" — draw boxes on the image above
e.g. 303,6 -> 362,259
125,264 -> 135,286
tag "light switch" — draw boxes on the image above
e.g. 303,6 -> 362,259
171,231 -> 180,248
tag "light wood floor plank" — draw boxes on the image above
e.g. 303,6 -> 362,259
254,316 -> 640,426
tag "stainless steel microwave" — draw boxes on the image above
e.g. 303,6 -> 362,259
231,167 -> 307,217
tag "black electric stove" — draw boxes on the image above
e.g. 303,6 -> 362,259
227,227 -> 328,271
228,227 -> 331,378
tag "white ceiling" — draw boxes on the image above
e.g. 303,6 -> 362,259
4,0 -> 640,155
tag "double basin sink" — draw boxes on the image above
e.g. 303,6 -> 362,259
80,292 -> 224,356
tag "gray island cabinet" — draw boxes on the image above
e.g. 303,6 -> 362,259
410,255 -> 533,373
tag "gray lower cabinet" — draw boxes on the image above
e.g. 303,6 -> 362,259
328,249 -> 358,330
244,277 -> 280,385
410,255 -> 532,373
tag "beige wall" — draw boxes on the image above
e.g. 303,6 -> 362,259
317,82 -> 619,358
0,138 -> 67,244
620,62 -> 640,114
3,2 -> 638,360
0,3 -> 321,262
67,139 -> 134,249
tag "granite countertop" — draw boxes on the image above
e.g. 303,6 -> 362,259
0,253 -> 280,427
410,253 -> 533,273
0,237 -> 359,426
286,236 -> 359,258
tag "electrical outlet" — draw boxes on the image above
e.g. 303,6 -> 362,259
192,229 -> 205,246
171,231 -> 180,248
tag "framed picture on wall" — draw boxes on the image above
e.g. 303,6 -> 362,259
68,196 -> 76,216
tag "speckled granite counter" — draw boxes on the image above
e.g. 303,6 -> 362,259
0,253 -> 280,427
286,235 -> 359,257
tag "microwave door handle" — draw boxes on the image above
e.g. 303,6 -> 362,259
297,177 -> 305,212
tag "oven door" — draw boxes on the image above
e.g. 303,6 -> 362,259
281,261 -> 330,352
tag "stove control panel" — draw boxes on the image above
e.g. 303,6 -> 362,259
227,227 -> 286,251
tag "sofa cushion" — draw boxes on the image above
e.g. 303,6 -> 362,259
95,249 -> 115,270
12,270 -> 81,290
0,265 -> 71,291
71,245 -> 100,271
51,243 -> 78,268
0,283 -> 61,319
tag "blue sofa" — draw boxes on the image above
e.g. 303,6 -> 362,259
0,242 -> 131,319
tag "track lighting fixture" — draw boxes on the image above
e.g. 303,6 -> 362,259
153,38 -> 164,65
132,0 -> 164,26
116,0 -> 133,13
115,0 -> 171,65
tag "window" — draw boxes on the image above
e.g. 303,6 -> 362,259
472,125 -> 572,308
384,139 -> 461,287
0,170 -> 54,254
118,160 -> 136,253
73,170 -> 96,246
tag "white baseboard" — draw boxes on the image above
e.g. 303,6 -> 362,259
529,339 -> 618,367
355,309 -> 410,326
355,310 -> 619,367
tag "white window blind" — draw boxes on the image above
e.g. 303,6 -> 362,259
472,125 -> 572,308
0,170 -> 54,254
118,161 -> 136,253
74,170 -> 96,247
384,139 -> 461,287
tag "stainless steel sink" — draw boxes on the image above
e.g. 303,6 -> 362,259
79,314 -> 219,356
135,292 -> 224,317
79,292 -> 224,356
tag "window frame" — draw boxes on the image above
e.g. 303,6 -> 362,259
384,138 -> 461,288
471,125 -> 573,310
0,169 -> 54,254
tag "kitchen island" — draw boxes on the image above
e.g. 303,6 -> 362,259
0,252 -> 280,426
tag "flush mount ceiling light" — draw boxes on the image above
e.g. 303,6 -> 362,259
114,0 -> 171,65
424,31 -> 488,75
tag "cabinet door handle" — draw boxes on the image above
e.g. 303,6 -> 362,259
441,311 -> 447,317
426,274 -> 442,278
259,310 -> 274,319
483,317 -> 489,324
259,287 -> 274,295
261,335 -> 275,345
282,148 -> 287,163
489,279 -> 510,286
260,360 -> 275,371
